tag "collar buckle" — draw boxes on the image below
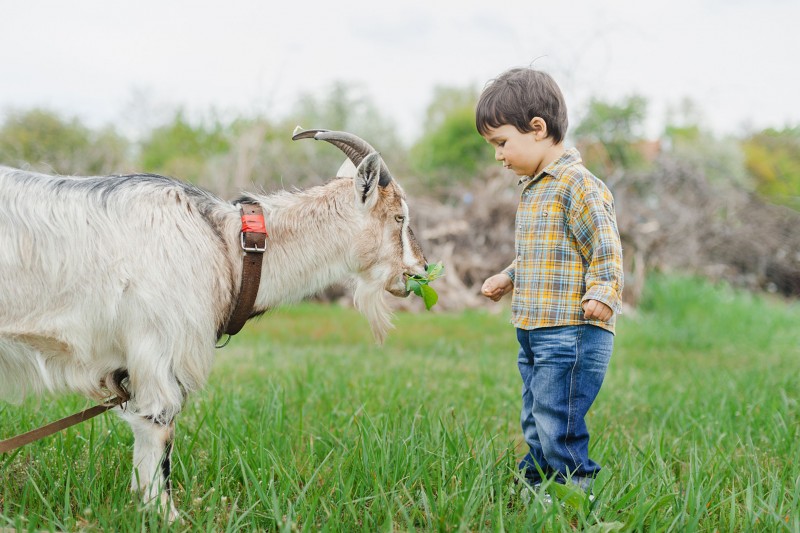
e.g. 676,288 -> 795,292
241,231 -> 266,253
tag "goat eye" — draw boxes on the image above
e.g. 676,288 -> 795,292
395,215 -> 405,223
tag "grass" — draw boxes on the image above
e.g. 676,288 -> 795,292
1,273 -> 799,531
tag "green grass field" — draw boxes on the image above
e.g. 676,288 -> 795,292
2,274 -> 799,532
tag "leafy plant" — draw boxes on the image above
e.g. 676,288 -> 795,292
406,262 -> 445,310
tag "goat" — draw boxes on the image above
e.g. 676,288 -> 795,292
0,129 -> 427,520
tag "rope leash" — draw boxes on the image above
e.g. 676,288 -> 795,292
0,396 -> 127,454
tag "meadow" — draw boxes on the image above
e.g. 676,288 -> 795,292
1,274 -> 799,532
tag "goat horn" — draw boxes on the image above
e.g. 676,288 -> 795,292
292,128 -> 393,187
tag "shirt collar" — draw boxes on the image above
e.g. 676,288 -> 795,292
518,147 -> 582,186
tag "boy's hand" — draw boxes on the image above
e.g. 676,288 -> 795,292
582,299 -> 613,322
481,273 -> 513,302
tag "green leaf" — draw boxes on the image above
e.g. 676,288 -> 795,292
406,261 -> 443,310
406,278 -> 423,297
425,262 -> 444,281
420,284 -> 438,310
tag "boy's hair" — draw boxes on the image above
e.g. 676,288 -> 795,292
476,67 -> 568,144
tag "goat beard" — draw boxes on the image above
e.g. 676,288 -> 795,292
352,278 -> 394,344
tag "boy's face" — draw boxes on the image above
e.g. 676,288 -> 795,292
481,124 -> 550,178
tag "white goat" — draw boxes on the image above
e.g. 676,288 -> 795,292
0,129 -> 427,520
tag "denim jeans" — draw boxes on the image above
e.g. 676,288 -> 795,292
516,325 -> 613,490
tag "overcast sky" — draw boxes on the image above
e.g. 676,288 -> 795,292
1,0 -> 798,144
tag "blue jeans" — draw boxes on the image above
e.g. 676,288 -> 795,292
516,325 -> 613,490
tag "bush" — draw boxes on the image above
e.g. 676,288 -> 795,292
742,126 -> 800,210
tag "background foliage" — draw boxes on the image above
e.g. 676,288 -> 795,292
3,84 -> 797,208
0,109 -> 129,176
2,83 -> 799,302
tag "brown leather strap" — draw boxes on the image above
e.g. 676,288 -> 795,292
0,396 -> 126,454
223,203 -> 267,336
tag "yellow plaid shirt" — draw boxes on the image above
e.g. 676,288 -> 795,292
504,148 -> 623,334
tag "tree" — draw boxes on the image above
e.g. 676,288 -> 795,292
138,110 -> 230,183
290,82 -> 404,179
409,85 -> 493,189
0,108 -> 129,175
662,98 -> 749,189
573,95 -> 649,174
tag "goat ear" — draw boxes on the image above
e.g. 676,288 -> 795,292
354,152 -> 381,209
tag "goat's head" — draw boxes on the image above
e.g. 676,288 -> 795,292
293,129 -> 428,340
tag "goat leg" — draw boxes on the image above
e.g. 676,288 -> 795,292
125,412 -> 179,522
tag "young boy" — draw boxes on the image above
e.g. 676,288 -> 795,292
476,67 -> 624,493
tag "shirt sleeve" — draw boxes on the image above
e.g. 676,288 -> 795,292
503,261 -> 516,284
569,180 -> 624,314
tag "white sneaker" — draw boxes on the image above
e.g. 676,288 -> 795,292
516,483 -> 552,506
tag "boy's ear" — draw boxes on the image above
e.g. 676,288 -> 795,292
529,117 -> 548,139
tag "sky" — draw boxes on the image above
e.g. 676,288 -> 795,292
1,0 -> 798,144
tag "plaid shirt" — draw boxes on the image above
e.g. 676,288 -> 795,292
504,148 -> 623,334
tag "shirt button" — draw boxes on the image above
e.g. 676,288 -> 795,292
515,288 -> 520,293
517,255 -> 522,261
